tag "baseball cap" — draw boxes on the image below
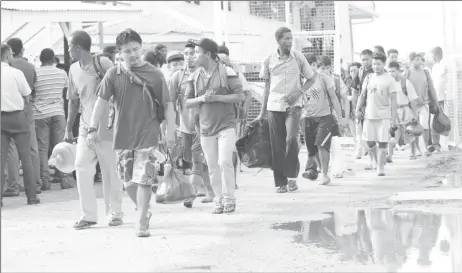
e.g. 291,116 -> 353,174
188,38 -> 219,54
166,50 -> 184,63
409,52 -> 423,61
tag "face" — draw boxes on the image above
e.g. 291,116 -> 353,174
411,56 -> 423,69
160,47 -> 168,57
184,47 -> 195,68
310,62 -> 317,70
68,36 -> 81,61
388,67 -> 399,80
3,49 -> 13,64
277,31 -> 293,53
168,60 -> 184,73
119,41 -> 143,67
360,54 -> 372,70
319,65 -> 331,74
194,46 -> 209,67
388,52 -> 398,63
372,58 -> 385,73
349,65 -> 359,79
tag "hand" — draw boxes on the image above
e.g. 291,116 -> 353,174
166,137 -> 175,150
64,131 -> 74,143
285,90 -> 302,106
204,93 -> 214,103
391,119 -> 397,128
86,131 -> 99,149
355,111 -> 364,120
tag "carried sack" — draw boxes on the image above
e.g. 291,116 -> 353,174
432,106 -> 451,136
117,63 -> 165,122
155,151 -> 196,204
235,119 -> 272,169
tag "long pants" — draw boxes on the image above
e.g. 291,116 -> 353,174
5,104 -> 41,190
268,107 -> 301,187
35,115 -> 72,184
75,136 -> 123,222
1,111 -> 38,201
4,142 -> 20,190
201,127 -> 236,206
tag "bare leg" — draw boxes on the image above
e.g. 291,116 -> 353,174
136,184 -> 152,236
366,141 -> 378,170
126,183 -> 138,205
377,145 -> 387,176
318,147 -> 331,185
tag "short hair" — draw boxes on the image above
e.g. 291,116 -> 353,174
372,51 -> 387,63
374,45 -> 385,53
143,50 -> 164,67
1,44 -> 12,59
54,56 -> 60,64
6,38 -> 23,56
275,26 -> 291,41
71,30 -> 92,52
185,43 -> 195,49
304,53 -> 317,65
103,45 -> 117,55
39,48 -> 55,63
350,62 -> 362,69
432,46 -> 443,58
388,61 -> 400,70
360,49 -> 373,56
116,28 -> 142,50
155,44 -> 167,51
409,52 -> 423,61
387,48 -> 398,56
218,45 -> 230,56
317,55 -> 332,67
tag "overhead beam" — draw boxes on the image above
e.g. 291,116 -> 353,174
1,22 -> 29,43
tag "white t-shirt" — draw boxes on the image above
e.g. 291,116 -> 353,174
431,59 -> 447,101
364,73 -> 398,120
395,78 -> 418,106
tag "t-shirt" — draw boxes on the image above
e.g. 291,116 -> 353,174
10,58 -> 36,91
396,78 -> 418,106
363,73 -> 397,120
33,66 -> 68,119
67,56 -> 114,141
431,59 -> 447,101
98,62 -> 171,150
185,64 -> 243,137
302,72 -> 334,118
169,68 -> 196,134
407,68 -> 428,102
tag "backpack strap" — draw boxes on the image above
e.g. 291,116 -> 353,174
93,55 -> 105,80
401,78 -> 408,97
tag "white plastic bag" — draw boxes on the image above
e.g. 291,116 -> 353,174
330,136 -> 356,177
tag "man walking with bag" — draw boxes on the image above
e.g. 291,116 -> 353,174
88,29 -> 176,237
65,30 -> 124,230
255,27 -> 316,193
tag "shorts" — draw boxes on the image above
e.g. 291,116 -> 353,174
417,104 -> 431,130
303,114 -> 334,157
363,119 -> 390,143
181,132 -> 193,163
190,127 -> 207,176
115,147 -> 158,186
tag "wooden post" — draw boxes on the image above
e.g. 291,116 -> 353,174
97,22 -> 104,52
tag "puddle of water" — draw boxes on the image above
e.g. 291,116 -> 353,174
271,209 -> 462,272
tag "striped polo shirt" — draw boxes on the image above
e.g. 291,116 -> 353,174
33,66 -> 68,119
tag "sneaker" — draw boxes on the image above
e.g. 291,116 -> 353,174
212,205 -> 224,214
201,194 -> 214,203
108,218 -> 123,227
27,198 -> 41,205
73,220 -> 97,230
2,189 -> 19,197
224,204 -> 236,214
60,177 -> 75,190
41,182 -> 51,191
196,186 -> 206,197
183,197 -> 195,208
276,185 -> 288,193
288,180 -> 299,192
319,174 -> 331,186
386,156 -> 393,163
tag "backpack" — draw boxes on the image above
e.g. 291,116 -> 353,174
92,54 -> 116,130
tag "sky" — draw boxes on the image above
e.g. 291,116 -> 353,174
351,1 -> 447,59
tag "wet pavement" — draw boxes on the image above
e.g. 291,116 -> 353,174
272,209 -> 462,272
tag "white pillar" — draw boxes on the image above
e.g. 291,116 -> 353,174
213,1 -> 223,45
334,1 -> 352,75
222,1 -> 229,45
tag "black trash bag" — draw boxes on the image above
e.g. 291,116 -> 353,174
432,106 -> 451,137
235,119 -> 272,169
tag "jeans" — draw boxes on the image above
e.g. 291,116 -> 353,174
1,111 -> 37,201
75,137 -> 123,222
35,115 -> 71,183
201,127 -> 236,206
4,141 -> 20,190
267,107 -> 301,187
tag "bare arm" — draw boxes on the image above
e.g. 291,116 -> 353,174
66,99 -> 81,133
164,101 -> 175,144
211,93 -> 245,104
390,93 -> 398,125
327,85 -> 343,119
89,97 -> 109,129
259,79 -> 271,114
184,81 -> 205,108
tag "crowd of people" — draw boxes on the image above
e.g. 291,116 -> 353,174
1,25 -> 448,237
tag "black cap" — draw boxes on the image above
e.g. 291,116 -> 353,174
188,38 -> 219,54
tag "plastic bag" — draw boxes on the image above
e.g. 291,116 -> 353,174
155,152 -> 196,204
235,119 -> 272,169
48,142 -> 77,173
432,107 -> 451,137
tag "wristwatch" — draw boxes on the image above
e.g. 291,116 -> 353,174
87,127 -> 98,134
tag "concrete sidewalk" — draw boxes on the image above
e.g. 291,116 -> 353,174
1,150 -> 461,272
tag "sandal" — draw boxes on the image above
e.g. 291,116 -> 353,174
224,204 -> 236,214
288,180 -> 299,192
74,220 -> 97,230
212,205 -> 224,214
409,155 -> 417,160
136,212 -> 152,238
108,218 -> 123,227
276,185 -> 288,193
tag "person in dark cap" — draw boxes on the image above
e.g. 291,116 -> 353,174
165,50 -> 184,79
143,49 -> 164,68
184,38 -> 245,214
5,37 -> 42,197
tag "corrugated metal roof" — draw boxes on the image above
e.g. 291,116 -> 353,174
85,10 -> 203,35
1,1 -> 142,12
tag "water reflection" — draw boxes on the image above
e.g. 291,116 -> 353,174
271,209 -> 462,272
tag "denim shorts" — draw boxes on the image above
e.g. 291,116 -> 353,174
115,147 -> 159,186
